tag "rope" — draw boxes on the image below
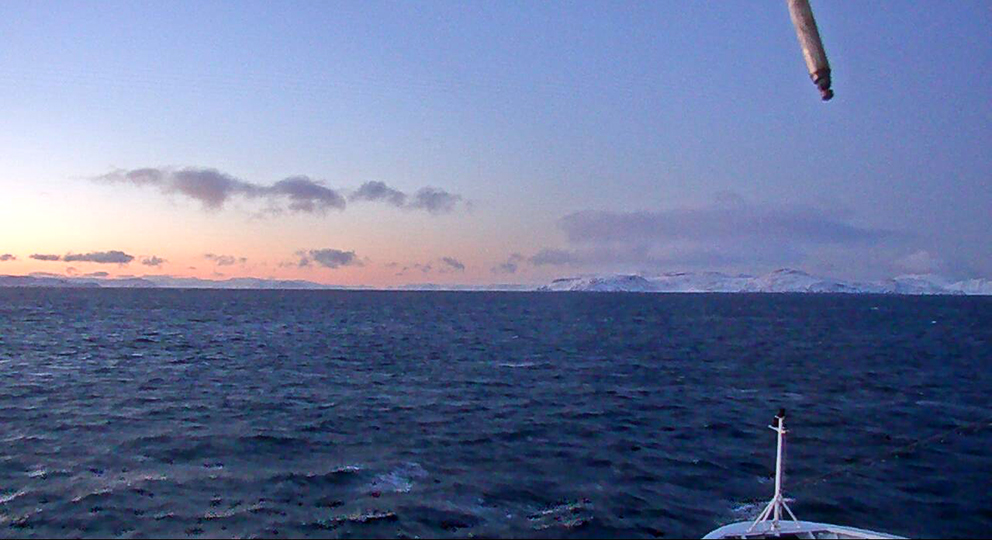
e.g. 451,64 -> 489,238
788,416 -> 992,491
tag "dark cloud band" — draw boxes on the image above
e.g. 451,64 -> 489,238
64,251 -> 134,264
204,253 -> 246,266
97,167 -> 463,215
491,253 -> 524,274
295,248 -> 360,269
30,253 -> 62,261
350,181 -> 464,214
441,257 -> 466,271
560,202 -> 885,246
530,195 -> 897,270
29,251 -> 135,264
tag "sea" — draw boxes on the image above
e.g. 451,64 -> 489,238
1,288 -> 990,538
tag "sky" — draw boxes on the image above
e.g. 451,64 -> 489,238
1,1 -> 989,286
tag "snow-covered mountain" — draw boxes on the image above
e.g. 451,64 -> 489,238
3,269 -> 990,294
393,283 -> 533,291
946,278 -> 992,295
539,269 -> 992,295
540,275 -> 655,292
740,269 -> 865,293
872,274 -> 956,295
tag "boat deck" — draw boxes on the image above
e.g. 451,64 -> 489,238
704,519 -> 903,539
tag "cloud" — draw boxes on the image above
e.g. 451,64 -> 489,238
529,248 -> 576,266
440,257 -> 466,271
393,257 -> 467,275
117,167 -> 165,186
30,253 -> 61,261
97,168 -> 463,215
26,250 -> 143,266
393,263 -> 430,275
84,271 -> 109,278
204,253 -> 246,266
311,249 -> 358,268
351,181 -> 408,207
560,204 -> 884,247
491,253 -> 524,274
492,262 -> 517,274
295,248 -> 360,269
409,187 -> 463,214
528,245 -> 748,270
894,250 -> 945,274
98,167 -> 340,214
141,256 -> 166,266
539,194 -> 898,271
269,176 -> 346,213
64,250 -> 134,264
350,181 -> 465,214
0,254 -> 15,261
169,168 -> 259,209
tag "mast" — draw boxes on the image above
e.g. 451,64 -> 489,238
749,409 -> 799,532
773,408 -> 786,521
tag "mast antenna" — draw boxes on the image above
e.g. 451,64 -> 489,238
748,409 -> 800,532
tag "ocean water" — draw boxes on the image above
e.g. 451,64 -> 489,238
1,289 -> 990,538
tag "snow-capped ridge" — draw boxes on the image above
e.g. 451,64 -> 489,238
540,269 -> 992,295
946,278 -> 992,295
539,275 -> 655,292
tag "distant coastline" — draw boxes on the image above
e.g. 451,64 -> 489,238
0,274 -> 530,292
537,268 -> 992,296
3,268 -> 991,295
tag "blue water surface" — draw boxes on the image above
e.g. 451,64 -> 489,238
1,289 -> 990,538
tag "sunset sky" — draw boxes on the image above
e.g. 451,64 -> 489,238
1,1 -> 990,286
